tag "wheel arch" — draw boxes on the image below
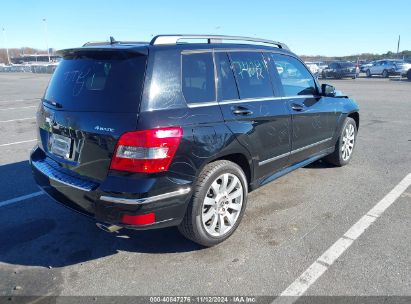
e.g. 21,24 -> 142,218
348,111 -> 360,130
213,153 -> 252,189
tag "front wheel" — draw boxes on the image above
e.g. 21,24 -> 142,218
178,160 -> 248,247
324,117 -> 357,166
382,69 -> 389,78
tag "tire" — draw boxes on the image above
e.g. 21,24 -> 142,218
366,70 -> 371,77
178,160 -> 248,247
382,69 -> 389,78
407,69 -> 411,80
322,71 -> 326,79
324,117 -> 357,167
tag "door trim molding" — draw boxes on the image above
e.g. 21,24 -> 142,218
258,137 -> 333,166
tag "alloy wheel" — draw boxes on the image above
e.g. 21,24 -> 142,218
201,173 -> 243,237
341,123 -> 355,161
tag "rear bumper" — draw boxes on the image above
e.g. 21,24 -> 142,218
30,146 -> 192,230
340,72 -> 357,77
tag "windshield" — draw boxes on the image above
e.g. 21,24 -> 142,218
44,51 -> 147,112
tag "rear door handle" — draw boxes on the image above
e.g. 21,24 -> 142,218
291,103 -> 305,112
231,106 -> 253,116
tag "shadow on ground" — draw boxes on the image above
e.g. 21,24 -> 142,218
0,161 -> 202,269
304,159 -> 335,169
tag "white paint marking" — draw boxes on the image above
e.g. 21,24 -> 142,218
0,98 -> 39,103
0,106 -> 37,111
274,173 -> 411,302
343,214 -> 377,240
0,117 -> 36,123
0,139 -> 36,147
280,262 -> 328,298
0,191 -> 44,208
317,237 -> 353,266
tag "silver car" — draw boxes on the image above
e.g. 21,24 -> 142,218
366,59 -> 411,78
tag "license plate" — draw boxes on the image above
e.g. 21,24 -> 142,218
49,133 -> 72,159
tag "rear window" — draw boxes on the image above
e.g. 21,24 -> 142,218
339,62 -> 354,68
44,51 -> 147,112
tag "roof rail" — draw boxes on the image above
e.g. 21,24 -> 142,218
150,35 -> 290,50
82,41 -> 149,47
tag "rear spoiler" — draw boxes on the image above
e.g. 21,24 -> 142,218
57,46 -> 148,57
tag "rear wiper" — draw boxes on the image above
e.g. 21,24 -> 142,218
42,98 -> 63,109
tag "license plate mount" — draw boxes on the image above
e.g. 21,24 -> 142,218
49,133 -> 72,159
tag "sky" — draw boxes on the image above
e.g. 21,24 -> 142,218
0,0 -> 410,56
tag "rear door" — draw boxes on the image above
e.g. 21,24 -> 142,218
216,51 -> 291,179
269,53 -> 338,165
37,49 -> 147,181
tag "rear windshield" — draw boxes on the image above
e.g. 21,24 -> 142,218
44,51 -> 147,112
339,62 -> 355,68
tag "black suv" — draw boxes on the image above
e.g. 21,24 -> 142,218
30,35 -> 359,246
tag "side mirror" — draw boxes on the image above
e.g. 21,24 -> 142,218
321,84 -> 336,97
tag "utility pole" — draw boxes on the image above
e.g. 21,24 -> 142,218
42,18 -> 50,62
396,35 -> 400,58
2,27 -> 10,65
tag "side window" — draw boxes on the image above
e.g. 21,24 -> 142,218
229,52 -> 274,99
215,52 -> 239,101
182,52 -> 215,103
270,54 -> 317,97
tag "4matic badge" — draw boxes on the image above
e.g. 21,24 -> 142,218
94,126 -> 115,132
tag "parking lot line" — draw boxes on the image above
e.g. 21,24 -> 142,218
274,173 -> 411,302
0,105 -> 37,111
0,191 -> 44,208
0,98 -> 39,103
0,139 -> 36,147
0,117 -> 36,123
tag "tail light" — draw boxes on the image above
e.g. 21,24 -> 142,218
110,127 -> 183,173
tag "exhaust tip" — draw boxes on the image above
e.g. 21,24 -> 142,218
96,223 -> 122,233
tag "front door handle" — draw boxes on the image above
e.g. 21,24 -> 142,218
291,103 -> 305,112
231,106 -> 253,116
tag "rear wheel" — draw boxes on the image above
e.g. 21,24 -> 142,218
324,117 -> 357,166
178,160 -> 248,247
366,69 -> 371,77
407,69 -> 411,80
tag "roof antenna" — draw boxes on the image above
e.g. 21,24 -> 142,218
110,36 -> 117,45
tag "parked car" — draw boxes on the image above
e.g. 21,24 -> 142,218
30,35 -> 360,246
366,59 -> 411,78
310,62 -> 328,78
360,61 -> 375,73
304,62 -> 320,78
322,61 -> 358,79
